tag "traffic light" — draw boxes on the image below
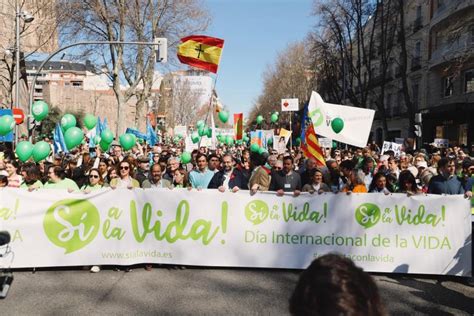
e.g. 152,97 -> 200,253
154,38 -> 167,63
414,124 -> 422,137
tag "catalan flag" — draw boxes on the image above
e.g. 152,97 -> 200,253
177,35 -> 224,73
301,103 -> 325,167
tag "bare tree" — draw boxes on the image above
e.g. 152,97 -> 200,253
60,0 -> 210,135
248,41 -> 313,127
0,0 -> 60,108
171,78 -> 202,127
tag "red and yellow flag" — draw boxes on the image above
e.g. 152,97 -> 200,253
233,113 -> 243,140
177,35 -> 224,73
302,123 -> 326,167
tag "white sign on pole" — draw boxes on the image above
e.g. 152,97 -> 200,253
1,189 -> 469,276
381,141 -> 402,157
281,98 -> 299,112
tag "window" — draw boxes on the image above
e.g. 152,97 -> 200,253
465,69 -> 474,93
443,76 -> 453,97
436,125 -> 444,138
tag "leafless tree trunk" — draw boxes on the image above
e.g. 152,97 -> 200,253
60,0 -> 210,135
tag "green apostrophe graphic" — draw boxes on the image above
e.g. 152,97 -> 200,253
43,199 -> 100,254
355,203 -> 381,229
245,200 -> 269,225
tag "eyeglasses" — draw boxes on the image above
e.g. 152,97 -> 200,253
89,175 -> 99,179
120,166 -> 130,170
274,167 -> 282,170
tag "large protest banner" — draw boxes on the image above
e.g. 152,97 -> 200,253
0,189 -> 470,276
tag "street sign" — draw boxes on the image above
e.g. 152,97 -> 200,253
281,98 -> 299,112
12,108 -> 25,124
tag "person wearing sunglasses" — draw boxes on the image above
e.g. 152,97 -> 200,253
109,161 -> 140,189
81,168 -> 104,193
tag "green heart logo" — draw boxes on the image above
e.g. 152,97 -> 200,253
245,200 -> 269,225
309,108 -> 324,127
43,199 -> 100,254
355,203 -> 381,229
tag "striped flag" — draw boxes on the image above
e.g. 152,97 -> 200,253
233,113 -> 243,140
177,35 -> 224,73
301,103 -> 325,167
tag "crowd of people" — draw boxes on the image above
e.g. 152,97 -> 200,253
0,138 -> 472,199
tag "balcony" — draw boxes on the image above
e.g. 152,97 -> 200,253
430,36 -> 474,68
431,0 -> 474,29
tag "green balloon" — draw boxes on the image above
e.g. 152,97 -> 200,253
119,133 -> 136,151
206,127 -> 212,138
216,134 -> 222,142
218,111 -> 229,123
191,132 -> 200,144
16,141 -> 34,162
271,113 -> 279,123
196,120 -> 205,129
331,117 -> 344,134
256,115 -> 263,124
32,141 -> 51,162
250,143 -> 260,153
31,101 -> 49,121
267,137 -> 273,146
64,127 -> 84,150
198,126 -> 206,137
181,152 -> 192,164
295,137 -> 301,146
258,147 -> 266,155
225,135 -> 234,146
83,114 -> 98,130
243,135 -> 249,143
100,129 -> 114,144
61,114 -> 76,131
99,139 -> 111,151
0,115 -> 15,136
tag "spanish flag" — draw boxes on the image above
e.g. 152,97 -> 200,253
177,35 -> 224,73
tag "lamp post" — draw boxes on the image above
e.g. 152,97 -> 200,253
14,3 -> 34,144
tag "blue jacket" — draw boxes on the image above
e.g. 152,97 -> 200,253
428,175 -> 464,195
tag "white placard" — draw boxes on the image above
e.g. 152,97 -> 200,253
318,137 -> 333,148
381,141 -> 402,157
434,138 -> 449,148
0,189 -> 470,276
281,98 -> 299,112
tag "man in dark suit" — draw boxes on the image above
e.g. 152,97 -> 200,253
208,154 -> 248,191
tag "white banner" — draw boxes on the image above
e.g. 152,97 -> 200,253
308,91 -> 375,148
0,189 -> 471,276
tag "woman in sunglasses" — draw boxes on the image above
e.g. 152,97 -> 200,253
81,168 -> 104,193
109,161 -> 140,189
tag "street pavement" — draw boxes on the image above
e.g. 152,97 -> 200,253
1,266 -> 473,315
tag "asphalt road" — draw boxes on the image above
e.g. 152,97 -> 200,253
1,266 -> 473,315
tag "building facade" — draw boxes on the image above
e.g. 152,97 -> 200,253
370,0 -> 474,149
158,69 -> 214,129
